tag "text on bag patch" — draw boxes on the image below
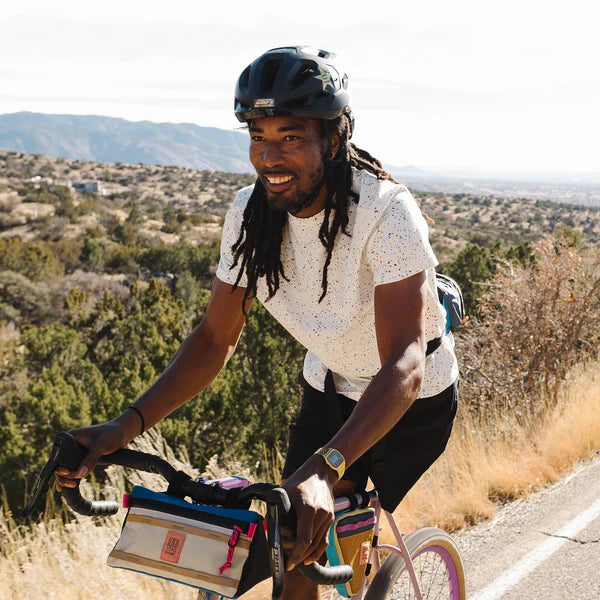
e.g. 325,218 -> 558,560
359,541 -> 370,565
160,530 -> 187,563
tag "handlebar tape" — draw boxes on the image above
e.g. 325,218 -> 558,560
97,448 -> 177,481
62,485 -> 119,516
55,432 -> 176,481
297,562 -> 354,585
59,447 -> 178,516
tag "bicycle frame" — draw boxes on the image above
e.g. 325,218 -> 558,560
202,494 -> 425,600
334,495 -> 423,600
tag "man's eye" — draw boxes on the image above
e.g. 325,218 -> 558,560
285,135 -> 300,141
251,135 -> 264,142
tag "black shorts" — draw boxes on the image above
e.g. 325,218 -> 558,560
282,378 -> 458,512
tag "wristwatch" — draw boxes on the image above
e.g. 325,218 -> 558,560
314,447 -> 346,479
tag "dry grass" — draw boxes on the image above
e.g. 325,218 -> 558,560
1,364 -> 599,600
392,360 -> 600,535
0,502 -> 195,600
0,431 -> 199,600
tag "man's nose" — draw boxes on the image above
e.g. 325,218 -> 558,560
260,141 -> 285,167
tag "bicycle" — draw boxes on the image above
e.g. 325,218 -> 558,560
22,432 -> 466,600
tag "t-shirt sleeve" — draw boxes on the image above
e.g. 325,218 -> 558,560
366,189 -> 438,286
216,194 -> 249,288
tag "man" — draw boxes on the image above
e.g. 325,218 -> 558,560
56,46 -> 458,599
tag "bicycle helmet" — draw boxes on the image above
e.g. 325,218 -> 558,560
234,46 -> 353,136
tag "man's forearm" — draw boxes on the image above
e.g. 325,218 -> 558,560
325,343 -> 425,470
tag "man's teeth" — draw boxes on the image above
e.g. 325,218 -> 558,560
266,175 -> 293,184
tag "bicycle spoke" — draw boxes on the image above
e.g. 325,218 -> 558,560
388,549 -> 452,599
424,550 -> 445,599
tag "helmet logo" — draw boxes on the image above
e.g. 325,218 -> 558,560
254,98 -> 275,108
315,69 -> 334,91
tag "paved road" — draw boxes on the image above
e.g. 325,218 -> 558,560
457,453 -> 600,599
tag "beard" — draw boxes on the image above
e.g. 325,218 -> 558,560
261,172 -> 326,215
265,188 -> 317,214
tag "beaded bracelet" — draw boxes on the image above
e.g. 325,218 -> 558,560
125,405 -> 145,436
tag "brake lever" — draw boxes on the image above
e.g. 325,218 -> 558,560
263,487 -> 292,600
21,432 -> 87,519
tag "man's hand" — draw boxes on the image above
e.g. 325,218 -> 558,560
281,455 -> 338,571
54,415 -> 137,491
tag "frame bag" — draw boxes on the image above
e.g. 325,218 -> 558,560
107,486 -> 270,597
324,507 -> 376,597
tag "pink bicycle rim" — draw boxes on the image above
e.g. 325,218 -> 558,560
412,545 -> 461,600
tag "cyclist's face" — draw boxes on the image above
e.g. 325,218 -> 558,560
249,116 -> 338,217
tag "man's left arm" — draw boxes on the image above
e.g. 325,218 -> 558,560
283,270 -> 428,569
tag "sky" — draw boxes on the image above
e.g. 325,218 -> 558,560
1,0 -> 599,177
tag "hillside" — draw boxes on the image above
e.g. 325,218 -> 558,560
1,148 -> 599,517
1,150 -> 598,266
0,150 -> 253,246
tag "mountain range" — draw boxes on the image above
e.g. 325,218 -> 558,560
0,112 -> 254,173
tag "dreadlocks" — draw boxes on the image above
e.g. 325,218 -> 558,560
230,113 -> 396,309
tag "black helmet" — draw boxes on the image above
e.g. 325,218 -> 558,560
234,46 -> 353,134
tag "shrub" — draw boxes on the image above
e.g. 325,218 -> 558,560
0,238 -> 65,282
458,235 -> 600,422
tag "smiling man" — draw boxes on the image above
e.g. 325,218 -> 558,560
56,47 -> 459,600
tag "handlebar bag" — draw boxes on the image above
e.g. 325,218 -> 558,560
107,486 -> 270,597
324,507 -> 376,597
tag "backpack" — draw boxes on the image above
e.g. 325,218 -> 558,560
436,273 -> 467,334
425,273 -> 467,356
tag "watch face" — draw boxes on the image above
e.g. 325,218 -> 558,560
327,450 -> 344,468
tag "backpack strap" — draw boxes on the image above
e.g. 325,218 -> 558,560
426,336 -> 442,356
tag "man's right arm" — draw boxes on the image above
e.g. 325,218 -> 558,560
55,278 -> 252,488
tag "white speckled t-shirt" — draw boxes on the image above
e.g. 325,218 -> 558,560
216,168 -> 459,400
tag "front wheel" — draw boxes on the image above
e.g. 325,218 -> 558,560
364,527 -> 465,600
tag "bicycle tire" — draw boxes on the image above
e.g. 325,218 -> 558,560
364,527 -> 466,600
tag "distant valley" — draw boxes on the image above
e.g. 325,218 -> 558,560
1,112 -> 599,207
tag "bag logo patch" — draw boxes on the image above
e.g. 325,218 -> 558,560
160,530 -> 186,563
359,541 -> 370,565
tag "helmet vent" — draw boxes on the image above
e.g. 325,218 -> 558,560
290,63 -> 318,88
261,59 -> 283,92
280,95 -> 310,109
238,66 -> 251,93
